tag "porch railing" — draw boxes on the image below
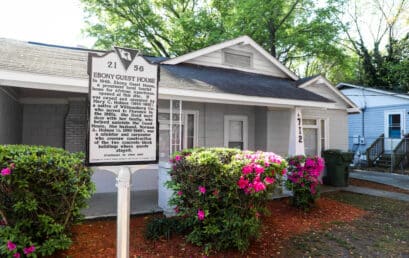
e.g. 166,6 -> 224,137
366,133 -> 384,167
392,135 -> 409,170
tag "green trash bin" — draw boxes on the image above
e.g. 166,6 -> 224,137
323,149 -> 353,187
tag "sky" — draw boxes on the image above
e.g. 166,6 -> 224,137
0,0 -> 95,48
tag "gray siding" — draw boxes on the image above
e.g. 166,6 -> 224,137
202,103 -> 255,149
158,100 -> 256,149
22,104 -> 68,148
254,107 -> 267,150
266,109 -> 291,156
302,108 -> 349,151
0,87 -> 22,144
185,44 -> 288,78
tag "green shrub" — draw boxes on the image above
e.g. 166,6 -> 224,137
166,148 -> 287,253
144,216 -> 190,240
0,145 -> 95,257
285,155 -> 325,210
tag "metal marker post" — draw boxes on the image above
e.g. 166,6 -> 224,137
116,166 -> 131,258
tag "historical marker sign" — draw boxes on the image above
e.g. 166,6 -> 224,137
87,47 -> 159,166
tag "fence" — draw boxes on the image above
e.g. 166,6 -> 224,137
348,135 -> 409,175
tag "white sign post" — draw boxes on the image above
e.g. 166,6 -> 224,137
87,47 -> 158,258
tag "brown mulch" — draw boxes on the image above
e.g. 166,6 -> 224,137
349,178 -> 409,195
54,197 -> 366,258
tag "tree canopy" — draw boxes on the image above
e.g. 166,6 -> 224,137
81,0 -> 409,89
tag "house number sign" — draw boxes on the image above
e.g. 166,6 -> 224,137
87,47 -> 159,166
296,110 -> 303,143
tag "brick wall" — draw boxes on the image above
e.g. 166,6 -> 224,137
65,100 -> 87,153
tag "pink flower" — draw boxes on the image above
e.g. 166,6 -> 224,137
198,186 -> 206,194
177,190 -> 183,196
10,163 -> 15,169
174,155 -> 181,161
174,206 -> 180,213
23,245 -> 35,255
253,181 -> 266,192
237,176 -> 249,189
197,209 -> 205,221
7,240 -> 16,251
281,168 -> 287,175
1,167 -> 11,176
242,164 -> 253,175
264,177 -> 275,185
254,164 -> 265,174
13,253 -> 20,258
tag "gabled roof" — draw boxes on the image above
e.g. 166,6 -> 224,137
162,63 -> 332,103
162,35 -> 299,80
298,76 -> 360,112
337,82 -> 409,100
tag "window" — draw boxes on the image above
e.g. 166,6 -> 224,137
159,110 -> 198,162
384,110 -> 405,140
223,51 -> 252,68
224,115 -> 248,150
303,118 -> 328,156
388,114 -> 401,138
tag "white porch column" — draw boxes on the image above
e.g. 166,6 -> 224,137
288,107 -> 305,156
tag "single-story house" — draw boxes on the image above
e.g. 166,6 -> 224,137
338,83 -> 409,169
0,36 -> 358,196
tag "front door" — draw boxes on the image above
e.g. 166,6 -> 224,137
384,110 -> 405,152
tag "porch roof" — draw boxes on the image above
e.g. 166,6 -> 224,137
161,64 -> 332,103
0,38 -> 332,106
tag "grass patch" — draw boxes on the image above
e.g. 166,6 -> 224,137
283,191 -> 409,257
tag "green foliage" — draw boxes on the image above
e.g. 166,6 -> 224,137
166,148 -> 287,253
144,216 -> 190,240
0,145 -> 95,257
80,0 -> 349,78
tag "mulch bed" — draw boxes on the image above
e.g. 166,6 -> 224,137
54,197 -> 366,257
349,178 -> 409,195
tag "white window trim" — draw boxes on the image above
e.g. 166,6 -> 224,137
158,108 -> 199,148
224,115 -> 248,150
384,109 -> 406,139
303,117 -> 329,156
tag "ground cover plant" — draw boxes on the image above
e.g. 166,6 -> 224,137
0,145 -> 94,257
284,191 -> 409,257
166,148 -> 287,253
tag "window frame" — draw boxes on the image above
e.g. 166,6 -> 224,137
224,115 -> 248,150
302,117 -> 329,156
158,108 -> 199,150
384,110 -> 405,139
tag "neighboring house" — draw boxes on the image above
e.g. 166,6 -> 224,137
0,36 -> 358,195
338,83 -> 409,169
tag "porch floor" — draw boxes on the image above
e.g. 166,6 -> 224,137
82,190 -> 162,219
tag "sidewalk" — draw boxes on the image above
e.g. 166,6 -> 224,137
350,170 -> 409,191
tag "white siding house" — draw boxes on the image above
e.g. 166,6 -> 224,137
0,36 -> 358,195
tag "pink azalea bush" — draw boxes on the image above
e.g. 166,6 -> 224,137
167,148 -> 287,252
285,155 -> 325,210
